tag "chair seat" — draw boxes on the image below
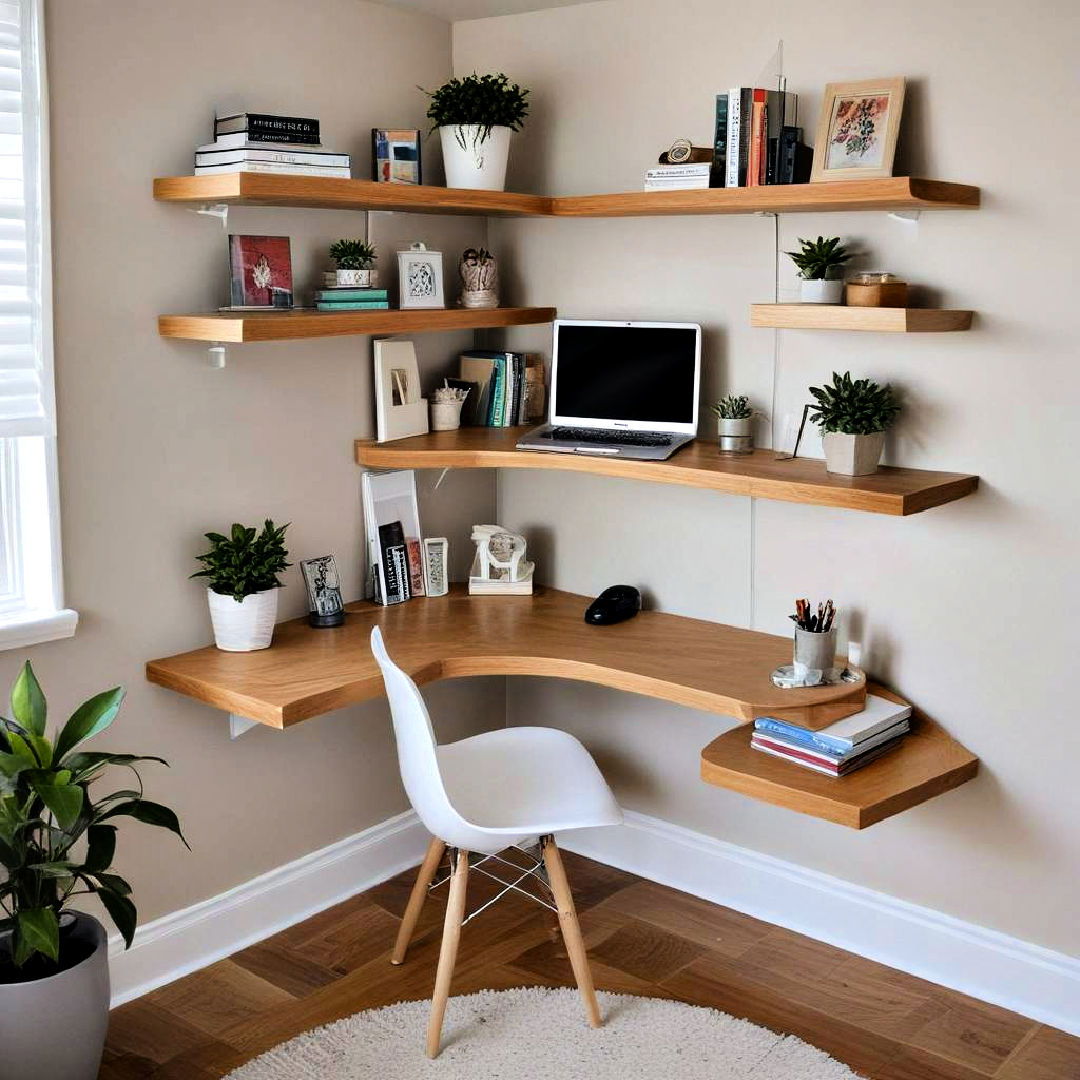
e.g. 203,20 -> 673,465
436,726 -> 623,841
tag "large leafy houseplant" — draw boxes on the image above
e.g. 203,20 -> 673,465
808,371 -> 901,476
0,662 -> 187,978
192,520 -> 290,603
424,72 -> 529,149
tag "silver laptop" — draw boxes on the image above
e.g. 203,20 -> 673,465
517,319 -> 702,461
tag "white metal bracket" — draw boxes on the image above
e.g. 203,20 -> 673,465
433,467 -> 450,491
756,211 -> 778,218
191,203 -> 230,228
207,343 -> 227,369
229,714 -> 261,739
888,209 -> 921,224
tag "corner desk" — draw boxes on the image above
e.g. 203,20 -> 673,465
146,586 -> 977,830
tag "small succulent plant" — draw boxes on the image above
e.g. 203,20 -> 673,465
329,239 -> 377,270
785,236 -> 852,281
808,371 -> 900,435
711,394 -> 754,420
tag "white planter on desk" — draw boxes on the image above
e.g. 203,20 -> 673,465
207,588 -> 278,652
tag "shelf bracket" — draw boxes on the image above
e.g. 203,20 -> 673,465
191,203 -> 230,228
207,343 -> 227,369
887,209 -> 921,224
433,467 -> 450,491
229,714 -> 261,739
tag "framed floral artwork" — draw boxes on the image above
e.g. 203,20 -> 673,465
810,78 -> 905,182
227,234 -> 293,308
397,242 -> 445,309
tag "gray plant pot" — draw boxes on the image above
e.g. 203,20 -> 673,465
717,416 -> 753,455
0,912 -> 110,1079
822,431 -> 886,476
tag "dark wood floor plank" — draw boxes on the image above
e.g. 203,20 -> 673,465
907,998 -> 1035,1074
995,1024 -> 1080,1079
229,938 -> 341,998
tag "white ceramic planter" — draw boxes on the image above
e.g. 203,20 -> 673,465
440,125 -> 512,191
0,912 -> 110,1079
717,416 -> 753,454
822,431 -> 886,476
431,399 -> 465,431
800,278 -> 844,304
207,587 -> 278,652
335,268 -> 372,287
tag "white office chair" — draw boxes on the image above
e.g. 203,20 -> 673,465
370,626 -> 623,1058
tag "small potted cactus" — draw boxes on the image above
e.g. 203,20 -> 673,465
329,239 -> 377,287
786,236 -> 852,303
712,394 -> 755,455
808,371 -> 901,475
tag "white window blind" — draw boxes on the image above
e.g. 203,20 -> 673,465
0,0 -> 53,439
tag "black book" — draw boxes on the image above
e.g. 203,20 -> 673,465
710,92 -> 728,188
377,520 -> 410,605
777,126 -> 802,184
215,112 -> 320,144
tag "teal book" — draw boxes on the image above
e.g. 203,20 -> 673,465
316,289 -> 388,301
315,301 -> 389,311
488,357 -> 506,426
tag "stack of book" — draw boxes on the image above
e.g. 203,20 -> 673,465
643,163 -> 711,191
751,694 -> 912,777
712,88 -> 809,187
458,350 -> 541,427
195,111 -> 351,179
315,287 -> 388,311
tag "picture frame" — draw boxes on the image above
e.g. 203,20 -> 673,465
810,77 -> 905,183
361,469 -> 424,606
372,128 -> 422,184
373,339 -> 429,442
300,555 -> 345,628
397,243 -> 445,309
422,537 -> 449,598
228,234 -> 293,308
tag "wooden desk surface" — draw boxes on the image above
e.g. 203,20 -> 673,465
146,585 -> 865,730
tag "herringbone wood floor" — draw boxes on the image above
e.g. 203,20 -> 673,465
100,851 -> 1080,1079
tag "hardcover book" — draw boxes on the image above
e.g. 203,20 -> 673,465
216,112 -> 320,143
228,235 -> 293,309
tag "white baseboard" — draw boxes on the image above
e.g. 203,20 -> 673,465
560,811 -> 1080,1038
108,810 -> 429,1007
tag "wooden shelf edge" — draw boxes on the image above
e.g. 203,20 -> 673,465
750,304 -> 974,333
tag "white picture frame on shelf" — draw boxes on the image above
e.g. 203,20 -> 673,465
374,339 -> 429,442
422,537 -> 449,597
397,242 -> 445,309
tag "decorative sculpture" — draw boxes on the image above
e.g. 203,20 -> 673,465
458,247 -> 499,309
468,524 -> 534,595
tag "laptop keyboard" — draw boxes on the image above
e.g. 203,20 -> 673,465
544,426 -> 674,448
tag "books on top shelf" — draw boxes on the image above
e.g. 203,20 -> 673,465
751,694 -> 913,777
215,111 -> 320,143
644,163 -> 711,191
196,111 -> 351,178
459,350 -> 542,428
314,287 -> 388,311
712,87 -> 808,187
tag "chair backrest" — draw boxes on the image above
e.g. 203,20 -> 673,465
369,626 -> 461,840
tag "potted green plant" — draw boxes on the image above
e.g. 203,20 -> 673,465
808,370 -> 901,475
328,239 -> 377,287
423,72 -> 529,191
192,520 -> 290,651
785,236 -> 853,304
711,394 -> 755,455
0,662 -> 187,1079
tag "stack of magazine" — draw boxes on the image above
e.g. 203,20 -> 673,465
194,111 -> 351,179
751,695 -> 912,777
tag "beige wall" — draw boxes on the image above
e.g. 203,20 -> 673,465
0,0 -> 508,925
455,0 -> 1080,955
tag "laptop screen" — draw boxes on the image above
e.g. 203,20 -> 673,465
553,322 -> 700,427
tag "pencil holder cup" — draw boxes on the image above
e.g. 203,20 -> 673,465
792,626 -> 838,686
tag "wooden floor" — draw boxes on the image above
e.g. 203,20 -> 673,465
101,852 -> 1079,1079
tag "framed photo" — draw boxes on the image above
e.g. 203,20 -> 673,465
373,339 -> 429,442
300,555 -> 344,627
228,235 -> 293,308
361,469 -> 424,606
810,78 -> 905,183
397,243 -> 444,309
422,537 -> 449,597
372,128 -> 422,184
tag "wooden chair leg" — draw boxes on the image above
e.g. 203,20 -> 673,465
541,835 -> 601,1028
391,837 -> 446,965
425,847 -> 469,1059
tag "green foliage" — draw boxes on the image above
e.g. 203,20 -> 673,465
328,239 -> 376,270
808,371 -> 901,435
191,520 -> 290,603
423,72 -> 529,147
0,662 -> 186,973
711,394 -> 753,420
785,235 -> 852,280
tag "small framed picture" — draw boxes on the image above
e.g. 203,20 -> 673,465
372,128 -> 422,184
300,555 -> 345,628
422,537 -> 449,597
397,243 -> 444,309
228,235 -> 293,308
373,339 -> 429,442
810,78 -> 905,183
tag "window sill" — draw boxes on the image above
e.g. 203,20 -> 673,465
0,608 -> 78,651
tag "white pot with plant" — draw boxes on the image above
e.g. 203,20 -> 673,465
809,370 -> 901,476
786,235 -> 853,303
711,394 -> 756,455
424,72 -> 529,191
192,520 -> 290,652
0,662 -> 187,1079
329,239 -> 376,287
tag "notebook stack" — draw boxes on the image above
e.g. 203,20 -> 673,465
751,694 -> 912,777
643,163 -> 711,191
195,111 -> 351,179
315,288 -> 388,311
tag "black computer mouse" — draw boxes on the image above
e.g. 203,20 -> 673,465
584,585 -> 642,626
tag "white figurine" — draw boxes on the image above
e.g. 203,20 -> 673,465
468,524 -> 534,595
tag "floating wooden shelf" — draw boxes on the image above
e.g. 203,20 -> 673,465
157,306 -> 556,343
154,173 -> 979,218
146,588 -> 977,827
701,687 -> 978,829
751,304 -> 973,333
355,429 -> 978,516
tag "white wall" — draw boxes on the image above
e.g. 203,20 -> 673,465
455,0 -> 1080,956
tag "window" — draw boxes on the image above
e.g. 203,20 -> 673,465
0,0 -> 75,649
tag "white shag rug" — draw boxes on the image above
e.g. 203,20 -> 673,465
225,987 -> 863,1079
